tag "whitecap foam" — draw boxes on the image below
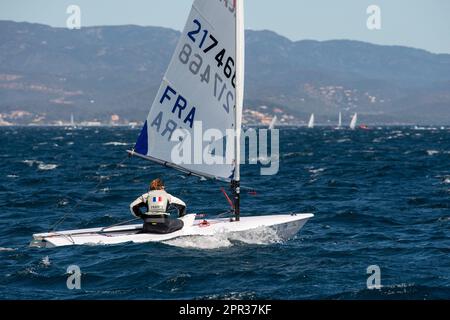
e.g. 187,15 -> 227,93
41,256 -> 51,267
0,247 -> 17,252
164,226 -> 284,249
103,142 -> 129,146
58,199 -> 69,206
204,291 -> 257,300
164,235 -> 232,249
427,150 -> 439,156
228,226 -> 283,245
23,160 -> 40,166
6,174 -> 18,178
309,168 -> 325,174
38,163 -> 58,170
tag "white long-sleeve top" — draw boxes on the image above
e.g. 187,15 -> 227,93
129,190 -> 186,217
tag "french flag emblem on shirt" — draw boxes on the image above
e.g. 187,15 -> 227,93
152,196 -> 162,203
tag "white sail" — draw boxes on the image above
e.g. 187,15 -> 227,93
308,114 -> 315,128
132,0 -> 241,180
70,113 -> 74,126
350,113 -> 357,130
338,112 -> 342,128
268,115 -> 277,130
234,0 -> 245,183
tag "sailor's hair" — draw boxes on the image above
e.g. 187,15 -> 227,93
150,178 -> 164,190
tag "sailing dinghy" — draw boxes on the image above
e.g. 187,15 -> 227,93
307,114 -> 315,128
350,113 -> 358,130
268,115 -> 277,130
335,112 -> 342,130
31,0 -> 313,248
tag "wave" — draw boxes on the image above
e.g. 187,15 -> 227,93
41,256 -> 51,267
283,152 -> 313,158
38,163 -> 58,170
0,247 -> 16,252
427,150 -> 440,156
200,291 -> 258,300
163,226 -> 285,250
309,167 -> 326,174
22,160 -> 58,170
164,235 -> 232,249
328,283 -> 450,300
22,160 -> 39,166
103,142 -> 130,146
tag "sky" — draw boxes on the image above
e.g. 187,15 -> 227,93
1,0 -> 449,54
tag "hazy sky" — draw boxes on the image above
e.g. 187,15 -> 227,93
1,0 -> 449,54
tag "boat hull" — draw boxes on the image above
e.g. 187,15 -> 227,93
30,213 -> 313,248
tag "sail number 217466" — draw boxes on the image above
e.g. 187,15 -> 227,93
186,19 -> 236,89
176,18 -> 236,114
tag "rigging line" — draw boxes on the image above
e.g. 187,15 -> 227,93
220,187 -> 234,209
216,210 -> 233,219
99,217 -> 141,232
48,154 -> 130,232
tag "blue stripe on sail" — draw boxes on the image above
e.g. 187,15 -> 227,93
134,121 -> 148,155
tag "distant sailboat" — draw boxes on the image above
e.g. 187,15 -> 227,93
334,112 -> 342,130
268,115 -> 277,130
349,113 -> 357,130
308,114 -> 315,128
69,113 -> 77,128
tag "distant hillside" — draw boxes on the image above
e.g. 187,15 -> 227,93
1,20 -> 449,125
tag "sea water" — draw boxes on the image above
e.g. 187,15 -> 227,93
0,126 -> 449,299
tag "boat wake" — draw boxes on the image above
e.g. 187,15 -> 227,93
164,234 -> 232,249
163,226 -> 284,250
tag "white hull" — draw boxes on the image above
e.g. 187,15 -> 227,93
30,214 -> 313,248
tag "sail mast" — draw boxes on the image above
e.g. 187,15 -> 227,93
232,0 -> 245,221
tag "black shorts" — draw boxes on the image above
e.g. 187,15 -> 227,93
140,217 -> 184,234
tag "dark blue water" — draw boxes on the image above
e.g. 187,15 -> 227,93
1,126 -> 449,299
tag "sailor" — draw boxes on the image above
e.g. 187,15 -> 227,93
130,178 -> 186,234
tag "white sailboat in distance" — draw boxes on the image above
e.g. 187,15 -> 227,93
350,113 -> 357,130
268,115 -> 277,130
335,112 -> 342,129
31,0 -> 313,248
308,113 -> 315,128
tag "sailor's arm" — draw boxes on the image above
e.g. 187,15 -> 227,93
168,194 -> 186,217
129,195 -> 147,218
